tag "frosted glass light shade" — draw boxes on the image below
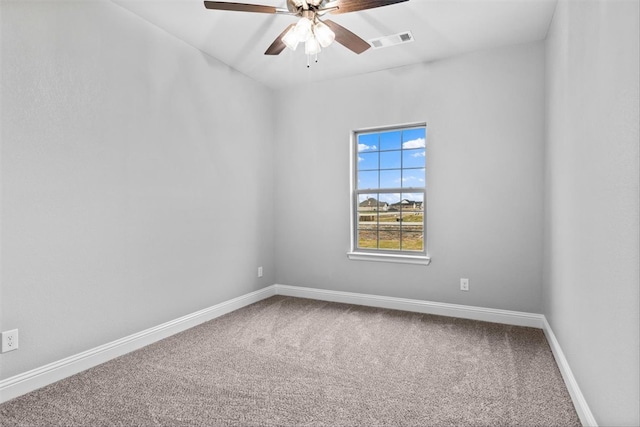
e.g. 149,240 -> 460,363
314,21 -> 335,48
294,17 -> 313,42
282,26 -> 299,51
305,37 -> 321,55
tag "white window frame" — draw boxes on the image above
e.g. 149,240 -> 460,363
347,122 -> 431,266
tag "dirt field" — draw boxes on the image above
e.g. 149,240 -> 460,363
358,223 -> 423,251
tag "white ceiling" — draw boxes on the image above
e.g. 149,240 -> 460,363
113,0 -> 557,89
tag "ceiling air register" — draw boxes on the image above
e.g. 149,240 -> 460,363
204,0 -> 410,66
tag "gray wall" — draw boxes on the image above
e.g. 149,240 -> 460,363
3,1 -> 639,425
273,43 -> 546,313
0,1 -> 275,380
544,0 -> 640,425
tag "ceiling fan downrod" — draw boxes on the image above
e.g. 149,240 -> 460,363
203,0 -> 410,58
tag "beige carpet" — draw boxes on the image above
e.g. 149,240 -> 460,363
0,296 -> 580,426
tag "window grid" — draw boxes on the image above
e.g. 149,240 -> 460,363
353,124 -> 426,255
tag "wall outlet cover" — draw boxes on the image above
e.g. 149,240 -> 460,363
1,329 -> 19,353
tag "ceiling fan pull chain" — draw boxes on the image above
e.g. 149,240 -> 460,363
307,55 -> 310,68
204,0 -> 408,57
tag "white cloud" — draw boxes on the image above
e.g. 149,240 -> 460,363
379,193 -> 401,204
358,156 -> 364,162
403,138 -> 426,149
412,151 -> 426,158
358,144 -> 377,152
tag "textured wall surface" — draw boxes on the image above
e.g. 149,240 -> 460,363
2,1 -> 638,425
0,1 -> 275,380
274,43 -> 546,313
544,0 -> 640,425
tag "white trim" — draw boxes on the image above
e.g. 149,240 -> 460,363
274,284 -> 598,425
352,121 -> 427,134
542,317 -> 598,427
0,285 -> 277,404
347,251 -> 431,265
0,283 -> 596,427
274,284 -> 543,328
349,122 -> 430,263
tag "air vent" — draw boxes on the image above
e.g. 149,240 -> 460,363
368,31 -> 414,50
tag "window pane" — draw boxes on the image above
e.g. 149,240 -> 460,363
380,150 -> 401,170
402,128 -> 426,149
399,192 -> 424,251
358,170 -> 378,189
379,222 -> 401,250
402,227 -> 424,251
353,124 -> 426,256
358,223 -> 378,249
402,192 -> 424,204
402,168 -> 425,188
358,195 -> 385,212
357,194 -> 379,249
402,149 -> 425,169
380,131 -> 401,151
358,152 -> 378,170
358,134 -> 378,152
358,231 -> 378,249
379,192 -> 401,206
380,169 -> 401,189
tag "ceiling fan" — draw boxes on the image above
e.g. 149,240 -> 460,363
204,0 -> 409,60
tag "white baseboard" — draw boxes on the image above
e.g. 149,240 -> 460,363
0,285 -> 277,404
542,318 -> 598,427
274,284 -> 545,328
0,283 -> 596,427
273,285 -> 596,426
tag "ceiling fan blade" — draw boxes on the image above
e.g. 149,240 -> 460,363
323,19 -> 370,54
204,1 -> 287,14
327,0 -> 409,15
265,23 -> 296,55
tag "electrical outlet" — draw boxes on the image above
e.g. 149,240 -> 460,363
460,278 -> 470,292
1,329 -> 19,353
258,266 -> 263,278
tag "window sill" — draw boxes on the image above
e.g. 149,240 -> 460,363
347,252 -> 431,266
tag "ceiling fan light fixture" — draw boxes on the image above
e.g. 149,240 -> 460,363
204,0 -> 409,59
305,36 -> 321,55
282,26 -> 300,50
294,17 -> 313,42
314,20 -> 335,47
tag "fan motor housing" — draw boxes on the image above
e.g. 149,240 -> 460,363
286,0 -> 325,14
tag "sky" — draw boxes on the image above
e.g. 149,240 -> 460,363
357,127 -> 426,204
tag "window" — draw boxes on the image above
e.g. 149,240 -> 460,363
348,123 -> 430,265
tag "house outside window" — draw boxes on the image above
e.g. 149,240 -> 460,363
348,123 -> 430,265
